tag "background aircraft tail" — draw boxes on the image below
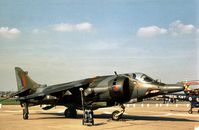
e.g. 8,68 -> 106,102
179,80 -> 199,94
15,67 -> 40,92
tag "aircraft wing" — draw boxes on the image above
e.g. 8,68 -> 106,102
43,80 -> 89,95
19,79 -> 91,100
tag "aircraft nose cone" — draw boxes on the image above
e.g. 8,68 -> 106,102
160,84 -> 184,94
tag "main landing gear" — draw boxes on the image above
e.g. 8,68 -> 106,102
112,104 -> 125,121
22,102 -> 29,120
64,106 -> 77,118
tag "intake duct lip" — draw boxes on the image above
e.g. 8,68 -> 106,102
109,76 -> 131,103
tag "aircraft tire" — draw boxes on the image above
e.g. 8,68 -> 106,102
64,109 -> 68,117
23,109 -> 29,120
64,108 -> 77,118
188,109 -> 192,114
112,110 -> 122,121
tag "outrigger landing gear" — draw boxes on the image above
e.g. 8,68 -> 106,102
22,102 -> 29,120
112,104 -> 125,121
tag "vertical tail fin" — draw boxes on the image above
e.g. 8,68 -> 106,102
15,67 -> 40,92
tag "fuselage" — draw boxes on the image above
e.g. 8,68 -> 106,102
22,72 -> 184,110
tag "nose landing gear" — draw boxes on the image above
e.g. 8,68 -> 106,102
112,104 -> 125,121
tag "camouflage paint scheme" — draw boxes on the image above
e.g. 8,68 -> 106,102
14,67 -> 184,119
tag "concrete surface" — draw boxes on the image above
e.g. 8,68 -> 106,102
0,104 -> 198,130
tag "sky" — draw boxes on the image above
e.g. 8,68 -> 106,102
0,0 -> 198,91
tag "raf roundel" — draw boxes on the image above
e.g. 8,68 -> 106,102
112,85 -> 122,92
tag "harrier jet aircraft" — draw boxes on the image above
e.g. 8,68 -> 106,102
14,67 -> 185,121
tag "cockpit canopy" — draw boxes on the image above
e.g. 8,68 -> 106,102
130,73 -> 155,83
